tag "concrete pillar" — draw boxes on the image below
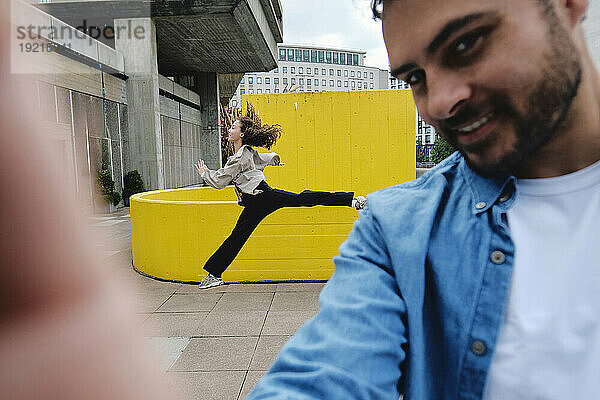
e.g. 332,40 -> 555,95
114,17 -> 164,190
176,73 -> 222,169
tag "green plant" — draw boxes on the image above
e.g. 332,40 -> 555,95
97,169 -> 121,206
430,135 -> 456,164
122,170 -> 145,206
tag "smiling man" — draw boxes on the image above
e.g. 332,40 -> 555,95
248,1 -> 600,399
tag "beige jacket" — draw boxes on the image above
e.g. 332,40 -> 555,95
201,145 -> 281,198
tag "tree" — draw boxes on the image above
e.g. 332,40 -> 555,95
430,135 -> 456,164
416,138 -> 430,164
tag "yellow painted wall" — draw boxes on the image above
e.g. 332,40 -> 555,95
131,90 -> 416,282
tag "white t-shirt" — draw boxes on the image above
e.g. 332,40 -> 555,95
483,159 -> 600,400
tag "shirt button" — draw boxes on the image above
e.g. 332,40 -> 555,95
491,250 -> 506,264
471,340 -> 487,356
475,202 -> 486,210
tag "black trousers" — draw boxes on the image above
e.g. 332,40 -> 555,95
203,181 -> 354,277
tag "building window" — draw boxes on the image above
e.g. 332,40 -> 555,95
357,82 -> 361,89
344,70 -> 348,77
287,49 -> 294,61
333,52 -> 339,64
330,80 -> 334,86
314,80 -> 319,86
274,78 -> 279,84
257,77 -> 262,84
295,49 -> 302,61
291,67 -> 295,74
299,67 -> 303,74
337,69 -> 341,76
351,71 -> 355,77
290,78 -> 295,85
240,89 -> 245,94
283,67 -> 288,73
240,77 -> 245,84
326,51 -> 332,63
283,78 -> 288,84
311,50 -> 317,63
351,81 -> 356,88
299,78 -> 304,85
249,89 -> 254,93
318,51 -> 325,63
314,68 -> 318,75
307,67 -> 311,74
337,80 -> 341,87
370,72 -> 374,79
346,53 -> 353,65
370,83 -> 374,89
257,89 -> 262,93
275,88 -> 280,93
353,54 -> 359,65
279,49 -> 286,61
322,79 -> 326,85
248,77 -> 254,84
266,89 -> 270,93
358,71 -> 361,78
303,49 -> 310,62
265,77 -> 270,84
329,69 -> 334,76
322,68 -> 326,75
344,81 -> 348,88
307,78 -> 311,85
340,53 -> 346,65
274,68 -> 278,73
425,135 -> 431,143
231,99 -> 237,106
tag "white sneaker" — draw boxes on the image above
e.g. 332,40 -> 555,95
352,196 -> 367,210
198,274 -> 224,289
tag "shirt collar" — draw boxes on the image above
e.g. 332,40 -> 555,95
458,155 -> 516,214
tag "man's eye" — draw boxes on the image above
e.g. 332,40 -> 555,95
406,70 -> 425,85
453,30 -> 485,54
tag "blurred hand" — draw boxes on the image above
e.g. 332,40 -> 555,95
194,160 -> 209,174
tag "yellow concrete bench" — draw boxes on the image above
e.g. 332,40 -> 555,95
130,186 -> 358,283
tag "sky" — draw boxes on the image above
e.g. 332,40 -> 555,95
278,0 -> 390,70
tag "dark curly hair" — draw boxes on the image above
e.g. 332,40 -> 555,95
238,103 -> 283,150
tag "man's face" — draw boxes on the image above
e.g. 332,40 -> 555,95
383,0 -> 582,177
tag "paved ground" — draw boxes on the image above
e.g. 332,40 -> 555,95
87,207 -> 324,400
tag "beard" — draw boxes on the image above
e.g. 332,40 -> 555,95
435,18 -> 582,179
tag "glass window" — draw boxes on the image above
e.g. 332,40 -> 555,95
318,51 -> 325,63
287,49 -> 294,61
330,80 -> 334,86
307,79 -> 311,85
299,67 -> 303,74
351,71 -> 355,77
344,81 -> 348,88
240,89 -> 245,94
322,68 -> 326,75
340,53 -> 346,65
295,49 -> 302,61
240,77 -> 245,84
265,89 -> 270,93
351,81 -> 356,88
314,80 -> 319,86
370,83 -> 374,89
314,68 -> 318,75
275,88 -> 280,93
248,77 -> 254,84
322,79 -> 326,85
358,71 -> 361,78
311,50 -> 317,63
347,53 -> 353,65
353,54 -> 359,65
425,135 -> 431,143
326,51 -> 332,63
249,88 -> 254,93
303,50 -> 310,62
279,49 -> 286,61
329,69 -> 334,76
370,72 -> 374,79
307,67 -> 311,74
299,78 -> 304,84
257,77 -> 262,84
257,89 -> 262,93
274,78 -> 279,84
283,66 -> 287,73
333,52 -> 339,64
344,70 -> 348,77
265,77 -> 270,84
274,68 -> 278,73
291,78 -> 296,84
337,80 -> 341,87
283,78 -> 288,84
337,70 -> 341,76
291,67 -> 295,74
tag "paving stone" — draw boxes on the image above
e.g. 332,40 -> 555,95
157,293 -> 221,313
262,311 -> 318,335
225,283 -> 278,293
249,335 -> 291,370
239,370 -> 268,399
142,312 -> 208,337
270,291 -> 320,312
166,371 -> 246,400
275,282 -> 326,292
198,310 -> 267,337
171,337 -> 258,371
133,293 -> 172,313
213,292 -> 274,312
146,337 -> 190,371
176,282 -> 228,294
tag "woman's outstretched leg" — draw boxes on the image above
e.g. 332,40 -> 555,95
268,188 -> 354,209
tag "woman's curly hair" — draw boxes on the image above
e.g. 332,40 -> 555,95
239,103 -> 283,150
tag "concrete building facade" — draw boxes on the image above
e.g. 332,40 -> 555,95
229,43 -> 390,106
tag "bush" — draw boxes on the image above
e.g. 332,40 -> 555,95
97,169 -> 121,207
122,170 -> 145,206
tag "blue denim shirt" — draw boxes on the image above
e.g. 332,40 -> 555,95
247,152 -> 518,400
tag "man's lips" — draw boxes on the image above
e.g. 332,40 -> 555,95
452,112 -> 495,146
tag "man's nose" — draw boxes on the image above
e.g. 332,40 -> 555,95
425,70 -> 471,121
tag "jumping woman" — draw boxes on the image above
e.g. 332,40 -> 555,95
193,108 -> 367,289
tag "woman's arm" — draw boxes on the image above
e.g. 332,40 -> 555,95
194,158 -> 242,189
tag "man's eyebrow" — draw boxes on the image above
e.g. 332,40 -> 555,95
427,12 -> 492,55
390,63 -> 418,79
